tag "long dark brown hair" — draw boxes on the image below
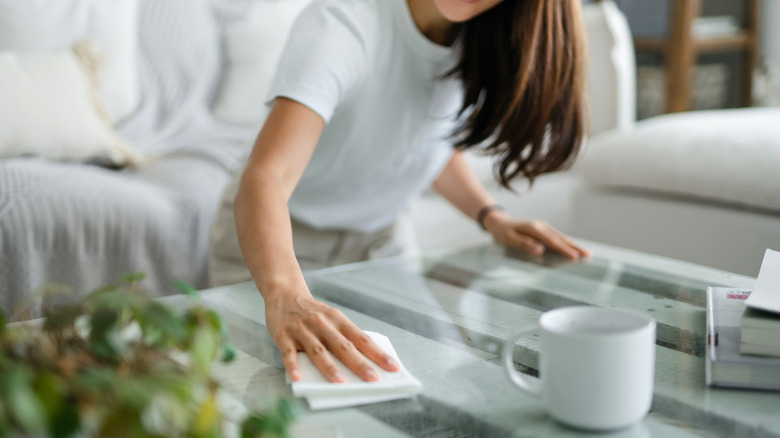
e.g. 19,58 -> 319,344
451,0 -> 587,189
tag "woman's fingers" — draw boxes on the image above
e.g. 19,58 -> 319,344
272,301 -> 400,383
277,335 -> 303,382
504,230 -> 545,255
502,220 -> 591,259
339,320 -> 401,373
312,309 -> 400,381
297,327 -> 347,383
554,232 -> 593,258
318,328 -> 382,382
535,231 -> 579,258
518,221 -> 575,257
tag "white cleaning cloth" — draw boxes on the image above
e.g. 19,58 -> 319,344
289,331 -> 423,410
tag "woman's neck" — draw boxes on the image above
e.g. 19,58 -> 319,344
406,0 -> 457,46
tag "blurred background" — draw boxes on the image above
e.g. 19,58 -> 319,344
608,0 -> 779,118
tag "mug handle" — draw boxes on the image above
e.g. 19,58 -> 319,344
502,324 -> 543,398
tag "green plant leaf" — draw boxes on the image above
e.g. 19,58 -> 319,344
192,391 -> 219,438
0,368 -> 47,434
33,374 -> 81,437
87,287 -> 137,314
0,400 -> 9,438
205,310 -> 228,339
99,406 -> 145,438
90,308 -> 119,335
74,369 -> 119,401
33,372 -> 64,416
183,308 -> 209,341
116,378 -> 155,410
191,326 -> 218,374
240,398 -> 297,438
274,398 -> 297,425
49,401 -> 80,438
89,308 -> 122,359
138,301 -> 186,348
241,413 -> 287,438
221,342 -> 236,363
170,279 -> 198,298
89,284 -> 121,296
121,272 -> 146,284
43,303 -> 82,333
78,368 -> 116,387
167,380 -> 195,403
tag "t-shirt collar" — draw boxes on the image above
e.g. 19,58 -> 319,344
392,0 -> 457,61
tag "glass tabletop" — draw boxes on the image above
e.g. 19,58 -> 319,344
183,241 -> 777,438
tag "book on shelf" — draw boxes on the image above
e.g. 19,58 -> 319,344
741,249 -> 780,358
691,16 -> 740,39
705,287 -> 780,391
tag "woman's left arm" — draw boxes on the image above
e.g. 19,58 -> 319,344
432,150 -> 592,259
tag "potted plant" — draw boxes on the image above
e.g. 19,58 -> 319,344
0,274 -> 295,438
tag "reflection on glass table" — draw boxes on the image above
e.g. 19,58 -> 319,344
167,241 -> 776,438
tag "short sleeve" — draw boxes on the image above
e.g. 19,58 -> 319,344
266,1 -> 377,123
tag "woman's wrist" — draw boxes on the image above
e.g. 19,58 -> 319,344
257,272 -> 311,302
476,204 -> 507,231
481,207 -> 511,233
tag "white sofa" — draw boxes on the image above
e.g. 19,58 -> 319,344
410,1 -> 780,278
0,0 -> 256,314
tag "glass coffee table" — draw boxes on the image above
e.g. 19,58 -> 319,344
175,241 -> 779,437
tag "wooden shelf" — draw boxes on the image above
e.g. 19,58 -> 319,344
694,32 -> 755,53
635,31 -> 753,53
631,0 -> 759,113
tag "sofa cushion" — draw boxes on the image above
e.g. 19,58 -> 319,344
582,0 -> 636,136
0,0 -> 140,123
578,108 -> 780,213
213,0 -> 313,127
0,49 -> 139,164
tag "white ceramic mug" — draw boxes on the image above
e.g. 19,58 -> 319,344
502,306 -> 656,431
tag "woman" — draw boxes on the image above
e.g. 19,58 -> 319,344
210,0 -> 590,383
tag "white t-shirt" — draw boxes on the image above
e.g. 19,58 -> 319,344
268,0 -> 463,233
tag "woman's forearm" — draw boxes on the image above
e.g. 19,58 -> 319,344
432,150 -> 502,222
232,97 -> 325,301
234,170 -> 309,301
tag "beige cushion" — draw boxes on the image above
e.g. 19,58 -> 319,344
579,108 -> 780,213
0,0 -> 140,123
0,49 -> 140,163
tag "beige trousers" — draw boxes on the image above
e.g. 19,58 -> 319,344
208,170 -> 419,287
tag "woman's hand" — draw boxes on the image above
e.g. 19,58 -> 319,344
265,289 -> 401,383
482,209 -> 592,259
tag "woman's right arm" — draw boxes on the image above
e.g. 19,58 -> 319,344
234,97 -> 400,383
